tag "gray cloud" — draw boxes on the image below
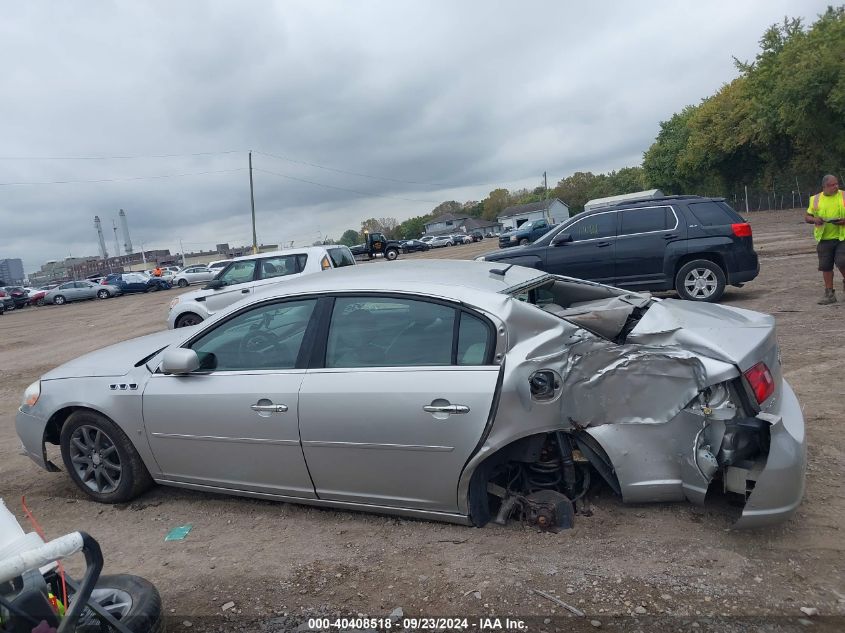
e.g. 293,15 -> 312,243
0,0 -> 829,273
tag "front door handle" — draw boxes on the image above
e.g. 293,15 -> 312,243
663,233 -> 679,240
250,403 -> 288,413
423,404 -> 470,414
596,241 -> 611,248
241,289 -> 250,294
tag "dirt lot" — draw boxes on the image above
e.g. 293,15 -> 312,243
1,210 -> 843,632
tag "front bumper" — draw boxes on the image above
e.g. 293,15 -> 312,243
15,408 -> 53,471
736,379 -> 806,528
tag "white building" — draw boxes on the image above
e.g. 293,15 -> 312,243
497,199 -> 569,231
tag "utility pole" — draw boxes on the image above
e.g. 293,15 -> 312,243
744,185 -> 750,214
543,171 -> 548,198
112,220 -> 121,260
795,177 -> 802,209
179,239 -> 186,267
249,151 -> 258,254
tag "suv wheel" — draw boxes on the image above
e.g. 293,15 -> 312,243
177,279 -> 189,287
519,238 -> 529,246
675,260 -> 726,302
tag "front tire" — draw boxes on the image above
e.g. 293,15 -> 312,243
675,259 -> 726,302
177,279 -> 188,287
53,295 -> 66,305
97,289 -> 110,299
519,238 -> 529,246
175,312 -> 203,328
59,410 -> 153,503
385,248 -> 399,261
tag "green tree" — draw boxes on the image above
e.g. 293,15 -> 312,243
338,229 -> 360,246
481,188 -> 511,221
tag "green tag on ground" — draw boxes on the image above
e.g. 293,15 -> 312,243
164,524 -> 193,541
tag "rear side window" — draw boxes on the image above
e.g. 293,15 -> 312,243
619,206 -> 674,235
327,248 -> 356,268
258,255 -> 298,280
457,312 -> 491,365
687,201 -> 744,225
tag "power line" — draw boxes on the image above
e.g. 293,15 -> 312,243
252,149 -> 538,190
0,150 -> 243,160
0,168 -> 248,186
252,167 -> 439,204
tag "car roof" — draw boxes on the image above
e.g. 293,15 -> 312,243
249,260 -> 548,303
227,245 -> 352,263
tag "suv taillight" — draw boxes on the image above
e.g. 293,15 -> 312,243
732,223 -> 752,237
744,362 -> 774,403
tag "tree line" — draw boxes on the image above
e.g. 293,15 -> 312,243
333,7 -> 843,246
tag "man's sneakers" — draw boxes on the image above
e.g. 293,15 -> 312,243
818,288 -> 837,305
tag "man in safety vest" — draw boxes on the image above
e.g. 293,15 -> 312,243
152,265 -> 163,277
805,174 -> 845,305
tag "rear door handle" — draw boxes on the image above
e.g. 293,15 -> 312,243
663,233 -> 679,240
423,404 -> 470,414
596,241 -> 611,248
241,289 -> 250,294
250,404 -> 288,413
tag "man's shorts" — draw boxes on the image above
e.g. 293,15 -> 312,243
817,239 -> 845,271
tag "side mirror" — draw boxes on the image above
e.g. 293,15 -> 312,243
552,233 -> 572,246
204,279 -> 224,290
160,349 -> 200,375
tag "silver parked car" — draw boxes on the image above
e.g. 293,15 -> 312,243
16,261 -> 805,528
44,280 -> 122,305
171,265 -> 216,288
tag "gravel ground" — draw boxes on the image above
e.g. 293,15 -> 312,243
1,209 -> 842,632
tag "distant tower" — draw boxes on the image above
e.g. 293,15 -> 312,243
94,216 -> 108,259
118,209 -> 134,254
112,220 -> 121,259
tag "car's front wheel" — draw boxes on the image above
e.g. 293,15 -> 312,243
519,238 -> 529,246
59,410 -> 153,503
177,279 -> 188,287
53,295 -> 66,305
175,312 -> 203,328
97,289 -> 110,299
675,259 -> 726,302
385,248 -> 399,261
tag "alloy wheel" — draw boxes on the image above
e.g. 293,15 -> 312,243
68,425 -> 123,494
684,268 -> 718,299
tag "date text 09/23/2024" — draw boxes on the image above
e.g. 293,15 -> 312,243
307,617 -> 528,630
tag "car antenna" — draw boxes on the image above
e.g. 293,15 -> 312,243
489,264 -> 515,278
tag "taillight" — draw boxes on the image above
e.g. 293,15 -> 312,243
732,223 -> 752,237
744,362 -> 774,403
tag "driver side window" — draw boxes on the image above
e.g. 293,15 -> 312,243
189,299 -> 317,371
219,260 -> 257,286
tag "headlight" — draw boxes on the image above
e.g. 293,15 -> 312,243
169,297 -> 181,310
22,381 -> 41,408
509,235 -> 517,242
474,256 -> 486,262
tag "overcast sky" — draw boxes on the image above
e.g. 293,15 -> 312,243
0,0 -> 829,274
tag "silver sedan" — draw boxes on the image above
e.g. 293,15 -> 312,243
44,280 -> 122,305
16,261 -> 805,528
172,265 -> 216,288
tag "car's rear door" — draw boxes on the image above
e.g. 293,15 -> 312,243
298,295 -> 499,513
143,298 -> 318,497
252,254 -> 306,292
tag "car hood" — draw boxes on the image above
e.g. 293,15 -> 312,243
42,329 -> 185,380
627,299 -> 775,370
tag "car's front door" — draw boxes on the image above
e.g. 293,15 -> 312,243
75,281 -> 97,299
298,295 -> 499,513
204,260 -> 258,314
543,210 -> 617,283
142,298 -> 318,497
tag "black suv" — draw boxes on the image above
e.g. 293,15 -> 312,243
480,195 -> 758,302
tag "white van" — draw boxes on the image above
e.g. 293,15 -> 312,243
167,245 -> 356,328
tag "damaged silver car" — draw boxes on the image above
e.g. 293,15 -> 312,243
16,261 -> 805,529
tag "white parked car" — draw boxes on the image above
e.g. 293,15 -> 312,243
167,245 -> 356,328
172,265 -> 217,288
428,235 -> 453,248
207,259 -> 232,272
